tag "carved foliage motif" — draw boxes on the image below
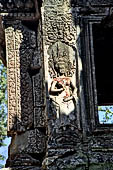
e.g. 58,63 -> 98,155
42,0 -> 80,151
76,0 -> 113,5
5,21 -> 44,133
33,19 -> 46,127
43,0 -> 76,46
5,26 -> 23,132
25,129 -> 46,154
0,0 -> 35,11
89,0 -> 113,5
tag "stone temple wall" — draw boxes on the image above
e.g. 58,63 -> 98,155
0,0 -> 113,169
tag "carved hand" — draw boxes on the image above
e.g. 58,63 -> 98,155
63,96 -> 73,102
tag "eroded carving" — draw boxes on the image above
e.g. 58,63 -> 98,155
4,0 -> 113,169
42,0 -> 80,158
33,19 -> 46,128
0,0 -> 35,11
5,21 -> 45,133
48,42 -> 76,117
47,41 -> 78,149
43,1 -> 76,46
75,0 -> 113,6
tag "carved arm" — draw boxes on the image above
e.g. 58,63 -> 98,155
50,80 -> 64,93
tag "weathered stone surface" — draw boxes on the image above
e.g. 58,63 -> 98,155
2,0 -> 113,169
0,0 -> 35,11
6,129 -> 46,167
42,0 -> 83,158
42,151 -> 88,169
75,0 -> 113,6
89,164 -> 113,170
2,167 -> 41,170
5,19 -> 45,134
9,130 -> 45,154
1,169 -> 10,170
5,21 -> 34,133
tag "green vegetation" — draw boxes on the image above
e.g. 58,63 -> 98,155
98,106 -> 113,123
0,60 -> 7,168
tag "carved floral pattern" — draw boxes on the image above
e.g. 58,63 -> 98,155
5,21 -> 45,134
42,0 -> 79,149
0,0 -> 35,11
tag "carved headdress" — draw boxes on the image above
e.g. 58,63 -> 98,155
48,41 -> 76,77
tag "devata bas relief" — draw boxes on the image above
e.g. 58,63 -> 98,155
48,41 -> 76,117
47,41 -> 78,147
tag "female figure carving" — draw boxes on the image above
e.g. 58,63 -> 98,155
49,42 -> 76,119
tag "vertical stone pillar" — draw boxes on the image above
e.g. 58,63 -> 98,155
5,22 -> 34,133
5,19 -> 46,169
42,0 -> 84,169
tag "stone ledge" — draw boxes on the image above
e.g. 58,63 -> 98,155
1,167 -> 41,170
1,169 -> 11,170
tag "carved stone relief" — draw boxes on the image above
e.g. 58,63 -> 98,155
48,41 -> 76,116
3,0 -> 113,169
0,0 -> 35,11
33,19 -> 46,128
75,0 -> 113,6
47,41 -> 80,151
89,0 -> 113,5
42,0 -> 81,159
7,129 -> 46,166
42,0 -> 76,46
5,20 -> 45,134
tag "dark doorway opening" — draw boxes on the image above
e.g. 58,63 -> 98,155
93,23 -> 113,105
93,23 -> 113,123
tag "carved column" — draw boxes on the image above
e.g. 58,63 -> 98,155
41,0 -> 86,169
5,20 -> 46,168
6,20 -> 46,133
2,1 -> 46,168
